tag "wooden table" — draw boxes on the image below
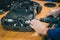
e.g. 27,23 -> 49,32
0,1 -> 60,40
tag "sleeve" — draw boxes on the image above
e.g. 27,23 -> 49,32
47,28 -> 60,40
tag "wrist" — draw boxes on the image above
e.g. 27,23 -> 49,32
43,28 -> 54,36
41,28 -> 49,36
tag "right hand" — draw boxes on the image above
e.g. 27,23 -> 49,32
46,7 -> 60,18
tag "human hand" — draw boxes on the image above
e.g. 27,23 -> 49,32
46,7 -> 60,18
29,8 -> 60,35
30,19 -> 48,35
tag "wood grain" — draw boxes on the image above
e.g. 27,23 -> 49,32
0,1 -> 60,40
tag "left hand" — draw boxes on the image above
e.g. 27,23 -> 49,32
30,19 -> 48,35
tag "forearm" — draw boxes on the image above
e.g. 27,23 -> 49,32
47,28 -> 60,39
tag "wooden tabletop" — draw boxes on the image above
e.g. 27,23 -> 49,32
0,1 -> 60,40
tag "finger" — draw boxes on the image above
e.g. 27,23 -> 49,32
30,19 -> 41,27
56,7 -> 60,11
30,19 -> 37,24
30,22 -> 34,26
31,19 -> 39,23
30,25 -> 34,29
30,24 -> 42,34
